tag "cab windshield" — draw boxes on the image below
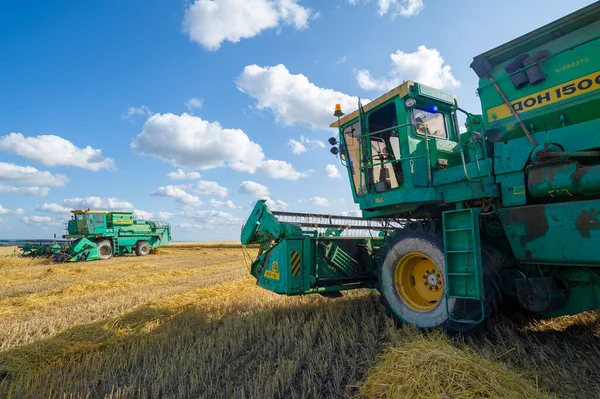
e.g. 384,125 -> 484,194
413,107 -> 448,139
343,122 -> 367,196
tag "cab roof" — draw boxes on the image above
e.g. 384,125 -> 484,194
329,82 -> 414,128
329,81 -> 457,128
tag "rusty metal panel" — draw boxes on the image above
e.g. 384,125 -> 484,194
497,199 -> 600,265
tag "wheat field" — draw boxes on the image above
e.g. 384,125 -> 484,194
0,244 -> 599,398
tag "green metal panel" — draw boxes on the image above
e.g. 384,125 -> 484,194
497,199 -> 600,265
495,172 -> 527,207
438,181 -> 499,204
433,158 -> 493,186
256,241 -> 290,294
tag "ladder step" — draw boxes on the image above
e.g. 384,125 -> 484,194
447,272 -> 475,276
448,294 -> 481,300
445,228 -> 473,232
449,318 -> 480,324
446,250 -> 474,253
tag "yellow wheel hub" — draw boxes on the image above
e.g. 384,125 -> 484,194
394,252 -> 443,311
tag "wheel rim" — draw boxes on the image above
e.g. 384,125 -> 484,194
394,252 -> 443,311
100,245 -> 110,256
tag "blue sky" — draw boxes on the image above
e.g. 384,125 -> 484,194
0,0 -> 594,241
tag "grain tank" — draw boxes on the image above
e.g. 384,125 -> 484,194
242,3 -> 600,334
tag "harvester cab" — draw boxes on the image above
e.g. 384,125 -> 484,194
327,81 -> 492,220
243,3 -> 600,335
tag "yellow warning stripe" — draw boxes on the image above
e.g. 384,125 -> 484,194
291,251 -> 301,276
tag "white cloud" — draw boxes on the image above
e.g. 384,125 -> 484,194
378,0 -> 424,17
131,113 -> 306,180
191,180 -> 228,197
156,211 -> 173,220
237,64 -> 368,130
288,135 -> 325,155
324,164 -> 342,178
36,203 -> 72,214
133,209 -> 173,220
340,209 -> 362,217
0,133 -> 115,171
22,215 -> 58,224
348,0 -> 423,18
152,185 -> 202,206
209,198 -> 238,209
238,181 -> 287,211
122,105 -> 152,119
264,198 -> 288,211
63,197 -> 135,210
0,162 -> 68,187
182,0 -> 314,51
132,113 -> 264,171
0,205 -> 25,215
181,209 -> 243,230
184,97 -> 204,111
310,197 -> 330,206
336,55 -> 348,64
288,139 -> 306,154
255,160 -> 309,180
356,46 -> 460,91
167,169 -> 202,180
239,181 -> 270,197
173,222 -> 195,230
0,185 -> 50,196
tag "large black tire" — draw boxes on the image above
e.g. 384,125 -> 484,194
97,240 -> 113,260
377,222 -> 503,335
135,241 -> 151,256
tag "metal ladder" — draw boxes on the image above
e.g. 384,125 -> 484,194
112,236 -> 119,256
442,208 -> 485,324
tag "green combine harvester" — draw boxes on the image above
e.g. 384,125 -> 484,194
242,3 -> 600,334
21,209 -> 171,262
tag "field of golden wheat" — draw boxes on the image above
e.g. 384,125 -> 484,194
0,243 -> 599,399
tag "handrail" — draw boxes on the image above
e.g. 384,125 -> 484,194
359,155 -> 426,170
423,124 -> 432,186
361,122 -> 413,138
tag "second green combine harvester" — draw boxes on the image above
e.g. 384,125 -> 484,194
242,4 -> 600,334
21,209 -> 171,262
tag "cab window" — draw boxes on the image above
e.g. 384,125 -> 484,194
343,122 -> 367,196
413,107 -> 448,139
367,102 -> 402,192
